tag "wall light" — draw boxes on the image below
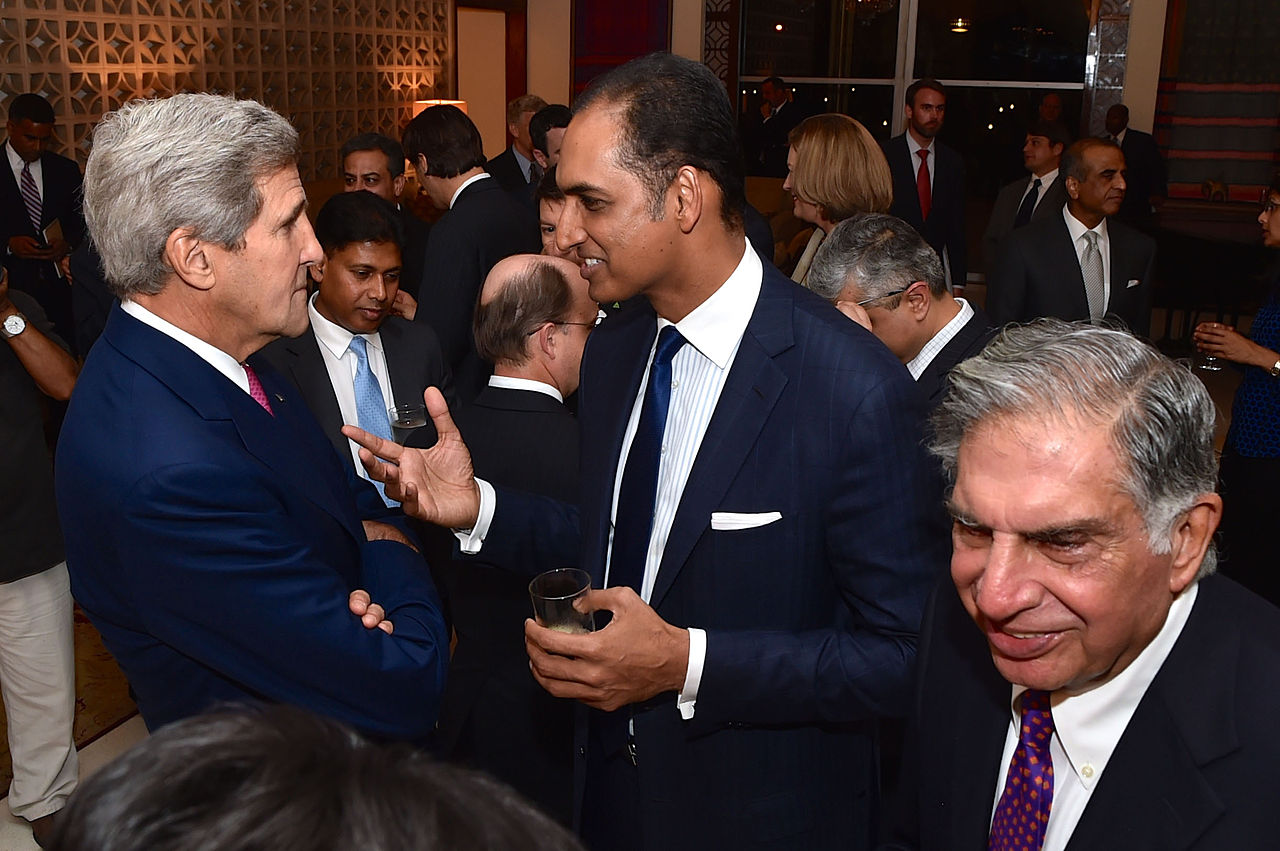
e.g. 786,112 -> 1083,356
413,99 -> 468,117
949,17 -> 970,33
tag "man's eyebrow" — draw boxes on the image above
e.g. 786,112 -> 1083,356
562,181 -> 607,198
278,198 -> 307,229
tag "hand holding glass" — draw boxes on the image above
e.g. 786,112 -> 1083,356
529,568 -> 595,634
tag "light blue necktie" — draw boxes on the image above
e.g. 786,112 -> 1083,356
348,336 -> 396,507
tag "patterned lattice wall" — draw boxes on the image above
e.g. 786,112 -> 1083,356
0,0 -> 453,182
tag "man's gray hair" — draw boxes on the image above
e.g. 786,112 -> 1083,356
84,93 -> 300,298
932,319 -> 1219,577
808,213 -> 946,306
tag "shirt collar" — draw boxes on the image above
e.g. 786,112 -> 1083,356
488,374 -> 563,402
1063,203 -> 1109,244
449,172 -> 491,209
511,146 -> 534,182
658,239 -> 762,370
308,292 -> 383,360
1010,581 -> 1199,791
5,141 -> 37,178
121,299 -> 251,393
1114,127 -> 1128,146
906,297 -> 974,380
1032,167 -> 1059,187
906,132 -> 934,158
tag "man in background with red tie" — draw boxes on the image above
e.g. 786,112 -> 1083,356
884,79 -> 967,296
884,320 -> 1280,849
55,94 -> 448,743
1,94 -> 85,353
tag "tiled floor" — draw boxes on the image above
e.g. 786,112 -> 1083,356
0,715 -> 148,850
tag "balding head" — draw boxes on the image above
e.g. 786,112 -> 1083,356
474,254 -> 597,396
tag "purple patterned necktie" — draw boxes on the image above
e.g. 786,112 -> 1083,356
20,162 -> 42,233
243,363 -> 274,416
989,689 -> 1055,851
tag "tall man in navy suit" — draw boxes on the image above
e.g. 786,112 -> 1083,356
809,213 -> 992,412
486,94 -> 550,194
1,94 -> 86,352
987,138 -> 1156,336
404,104 -> 540,404
886,321 -> 1280,849
55,94 -> 448,741
348,53 -> 948,851
885,79 -> 967,295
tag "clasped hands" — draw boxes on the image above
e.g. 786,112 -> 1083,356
343,387 -> 692,710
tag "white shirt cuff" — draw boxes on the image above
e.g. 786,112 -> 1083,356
676,627 -> 706,720
453,478 -> 495,554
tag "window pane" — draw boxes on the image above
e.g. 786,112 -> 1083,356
914,0 -> 1088,82
741,0 -> 899,79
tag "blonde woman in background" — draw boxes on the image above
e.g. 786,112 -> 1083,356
784,114 -> 893,285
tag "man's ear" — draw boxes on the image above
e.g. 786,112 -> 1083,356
392,172 -> 407,201
415,154 -> 429,178
312,258 -> 327,283
904,281 -> 931,320
1167,493 -> 1223,594
507,122 -> 520,141
1065,175 -> 1080,201
534,321 -> 559,359
533,149 -> 549,170
164,228 -> 215,291
673,166 -> 705,235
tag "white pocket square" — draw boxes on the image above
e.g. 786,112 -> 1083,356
1126,279 -> 1141,288
710,511 -> 782,531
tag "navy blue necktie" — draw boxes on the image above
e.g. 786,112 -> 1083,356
1014,177 -> 1042,228
609,325 -> 687,595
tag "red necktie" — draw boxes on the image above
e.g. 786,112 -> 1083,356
916,148 -> 932,221
989,689 -> 1055,850
243,363 -> 274,415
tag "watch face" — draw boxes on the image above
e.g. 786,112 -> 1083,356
3,314 -> 24,336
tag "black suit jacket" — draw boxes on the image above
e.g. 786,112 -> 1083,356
258,316 -> 455,469
885,135 -> 967,288
884,574 -> 1280,849
485,146 -> 530,194
437,383 -> 580,824
1118,129 -> 1167,227
987,210 -> 1155,337
0,146 -> 86,348
981,175 -> 1069,276
915,305 -> 993,411
397,207 -> 431,301
753,101 -> 805,177
415,177 -> 540,404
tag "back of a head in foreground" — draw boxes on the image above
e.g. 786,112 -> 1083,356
47,706 -> 586,851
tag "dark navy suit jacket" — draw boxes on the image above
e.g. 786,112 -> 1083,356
477,262 -> 950,849
55,306 -> 448,740
885,134 -> 968,289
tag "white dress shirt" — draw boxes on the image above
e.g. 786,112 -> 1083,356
487,373 -> 563,403
307,294 -> 395,477
6,141 -> 42,200
990,583 -> 1198,851
905,297 -> 973,381
121,300 -> 252,394
1063,205 -> 1112,313
1021,167 -> 1060,214
461,240 -> 763,718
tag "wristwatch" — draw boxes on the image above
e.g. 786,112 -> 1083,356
1269,359 -> 1280,378
1,312 -> 26,339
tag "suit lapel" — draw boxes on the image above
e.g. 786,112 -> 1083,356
105,308 -> 361,541
648,274 -> 791,608
1049,215 -> 1092,319
581,309 -> 656,585
1066,585 -> 1235,850
379,320 -> 421,407
279,332 -> 349,465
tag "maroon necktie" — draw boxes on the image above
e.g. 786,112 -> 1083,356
916,148 -> 932,221
989,689 -> 1055,851
243,363 -> 274,415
